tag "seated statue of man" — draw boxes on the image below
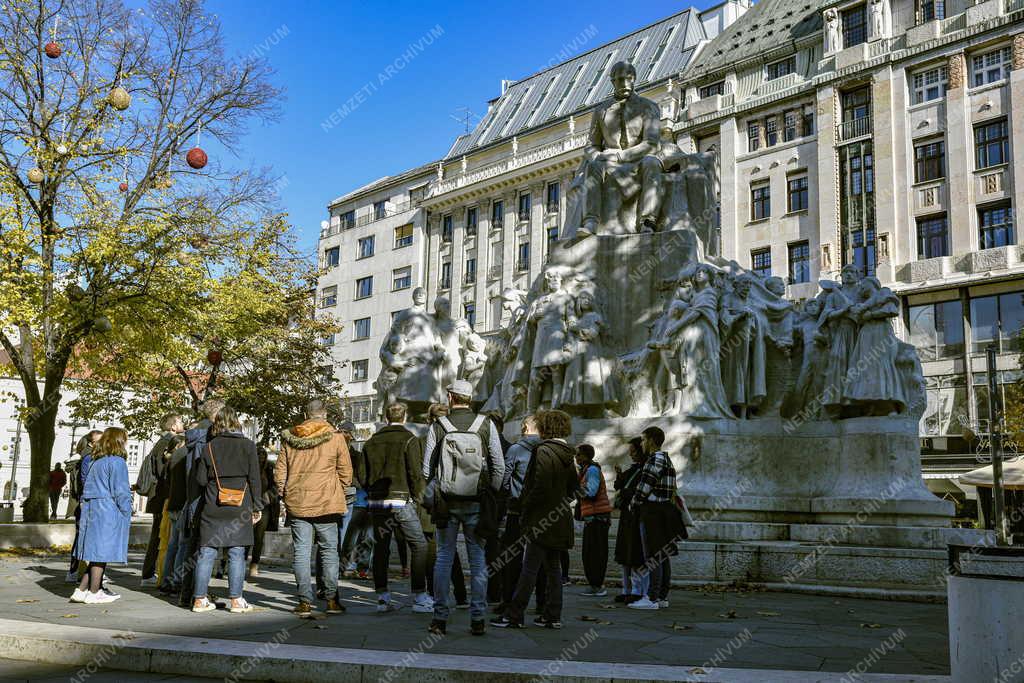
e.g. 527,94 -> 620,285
564,60 -> 664,240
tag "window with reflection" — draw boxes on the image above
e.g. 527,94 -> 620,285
908,300 -> 963,361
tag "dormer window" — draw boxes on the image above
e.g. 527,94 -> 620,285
766,56 -> 795,81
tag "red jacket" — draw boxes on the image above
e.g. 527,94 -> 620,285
578,463 -> 612,517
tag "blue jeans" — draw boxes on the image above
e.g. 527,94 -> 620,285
160,510 -> 186,588
315,513 -> 351,593
638,521 -> 670,601
623,565 -> 650,596
292,517 -> 339,603
433,503 -> 486,621
194,546 -> 245,599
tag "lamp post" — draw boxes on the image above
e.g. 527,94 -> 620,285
986,344 -> 1010,546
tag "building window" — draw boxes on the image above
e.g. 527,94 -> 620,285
394,223 -> 413,249
839,140 -> 875,276
978,202 -> 1014,250
765,56 -> 795,81
751,248 -> 771,277
802,108 -> 815,137
916,214 -> 949,259
547,225 -> 560,250
971,46 -> 1011,88
645,24 -> 676,78
373,200 -> 387,220
750,183 -> 770,221
787,176 -> 808,212
783,110 -> 799,142
320,285 -> 337,308
518,193 -> 532,222
919,0 -> 944,21
788,242 -> 810,284
583,52 -> 615,102
747,122 -> 761,152
350,399 -> 372,423
353,317 -> 371,340
975,118 -> 1009,170
554,63 -> 585,115
909,300 -> 963,361
358,235 -> 375,259
442,214 -> 453,242
699,81 -> 725,98
914,140 -> 945,182
841,87 -> 871,124
324,246 -> 340,268
911,65 -> 948,104
392,266 -> 412,291
492,200 -> 504,228
440,262 -> 452,290
841,4 -> 868,49
340,210 -> 355,229
321,333 -> 336,346
546,182 -> 559,213
764,116 -> 778,147
970,291 -> 1024,354
464,257 -> 477,284
517,242 -> 530,271
355,276 -> 373,300
127,443 -> 141,468
352,360 -> 369,382
464,302 -> 476,329
466,207 -> 478,235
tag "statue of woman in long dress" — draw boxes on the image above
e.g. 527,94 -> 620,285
843,277 -> 906,416
560,289 -> 620,417
656,264 -> 733,419
817,265 -> 862,419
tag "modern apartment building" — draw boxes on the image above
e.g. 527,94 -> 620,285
671,0 -> 1024,496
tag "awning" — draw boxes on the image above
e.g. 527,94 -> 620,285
958,458 -> 1024,490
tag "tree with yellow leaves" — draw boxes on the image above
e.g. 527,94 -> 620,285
0,0 -> 313,521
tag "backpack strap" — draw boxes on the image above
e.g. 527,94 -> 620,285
437,416 -> 457,434
468,414 -> 487,434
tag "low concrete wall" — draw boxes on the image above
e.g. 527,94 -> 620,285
0,522 -> 152,550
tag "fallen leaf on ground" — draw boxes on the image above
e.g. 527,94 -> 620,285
861,623 -> 882,629
61,613 -> 78,618
756,611 -> 781,617
597,603 -> 617,609
111,634 -> 135,640
580,615 -> 600,622
718,609 -> 738,619
16,599 -> 38,604
690,667 -> 707,675
670,622 -> 693,631
313,624 -> 327,630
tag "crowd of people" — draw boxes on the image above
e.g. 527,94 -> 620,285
62,379 -> 689,633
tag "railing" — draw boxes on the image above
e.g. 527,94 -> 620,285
1006,0 -> 1024,13
320,200 -> 415,238
760,72 -> 798,96
837,114 -> 872,142
432,132 -> 588,196
438,278 -> 451,291
516,260 -> 530,272
867,37 -> 893,58
464,272 -> 477,285
488,264 -> 503,279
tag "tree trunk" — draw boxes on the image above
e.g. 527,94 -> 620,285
22,389 -> 59,523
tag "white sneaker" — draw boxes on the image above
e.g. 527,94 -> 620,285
192,597 -> 216,613
64,571 -> 79,584
228,598 -> 253,614
84,590 -> 120,604
411,592 -> 434,614
376,593 -> 400,613
69,588 -> 88,603
101,587 -> 120,598
658,599 -> 670,609
140,577 -> 158,589
627,597 -> 659,610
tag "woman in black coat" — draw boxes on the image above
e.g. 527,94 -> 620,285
613,437 -> 646,603
191,407 -> 262,614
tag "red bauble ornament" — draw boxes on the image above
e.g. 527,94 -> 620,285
186,147 -> 208,169
44,42 -> 62,58
118,182 -> 129,192
207,349 -> 223,365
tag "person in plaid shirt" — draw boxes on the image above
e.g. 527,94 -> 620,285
628,426 -> 684,610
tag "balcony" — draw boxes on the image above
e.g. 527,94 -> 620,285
837,115 -> 872,143
464,272 -> 477,285
488,264 -> 503,279
516,260 -> 530,273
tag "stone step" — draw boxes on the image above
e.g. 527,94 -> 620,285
689,521 -> 994,549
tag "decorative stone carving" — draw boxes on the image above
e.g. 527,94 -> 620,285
948,52 -> 966,90
824,9 -> 841,54
560,287 -> 621,416
869,0 -> 889,41
843,277 -> 906,415
513,266 -> 575,411
1013,33 -> 1024,71
816,265 -> 863,419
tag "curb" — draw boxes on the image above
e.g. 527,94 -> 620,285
0,618 -> 951,683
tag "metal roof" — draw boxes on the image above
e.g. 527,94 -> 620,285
446,8 -> 708,159
683,0 -> 822,83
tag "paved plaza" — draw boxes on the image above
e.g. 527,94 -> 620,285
0,551 -> 952,681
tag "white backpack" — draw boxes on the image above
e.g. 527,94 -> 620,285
436,415 -> 488,499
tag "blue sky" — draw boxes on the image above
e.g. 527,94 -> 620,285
206,0 -> 712,255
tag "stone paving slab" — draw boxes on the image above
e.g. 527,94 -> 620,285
0,553 -> 952,680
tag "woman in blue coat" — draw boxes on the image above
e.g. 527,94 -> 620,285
71,427 -> 133,605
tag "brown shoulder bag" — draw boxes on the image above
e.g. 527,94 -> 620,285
208,444 -> 247,507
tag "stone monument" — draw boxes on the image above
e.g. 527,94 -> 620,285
465,60 -> 990,593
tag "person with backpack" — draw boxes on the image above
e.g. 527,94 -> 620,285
361,402 -> 430,614
627,426 -> 686,611
276,399 -> 353,618
138,414 -> 184,588
495,413 -> 541,617
422,380 -> 505,637
491,409 -> 577,630
576,443 -> 612,597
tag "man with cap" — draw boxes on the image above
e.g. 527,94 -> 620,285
422,380 -> 505,636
